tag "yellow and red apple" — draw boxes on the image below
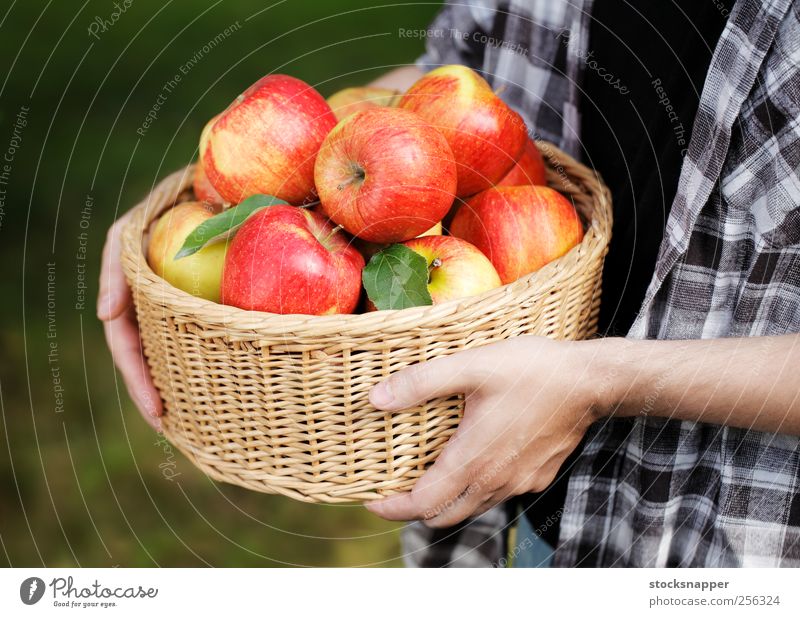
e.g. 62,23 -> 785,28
451,185 -> 583,284
221,205 -> 364,315
314,107 -> 457,243
398,64 -> 527,197
402,235 -> 501,304
201,75 -> 337,205
326,86 -> 401,121
147,201 -> 228,302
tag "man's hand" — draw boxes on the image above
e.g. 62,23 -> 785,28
365,337 -> 607,528
365,331 -> 800,526
97,212 -> 162,429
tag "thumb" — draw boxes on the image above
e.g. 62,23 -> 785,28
369,350 -> 483,411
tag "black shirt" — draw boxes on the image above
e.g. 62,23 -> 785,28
585,0 -> 734,336
521,0 -> 733,548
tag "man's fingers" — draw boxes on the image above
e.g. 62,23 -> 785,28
366,392 -> 523,524
369,350 -> 487,411
97,215 -> 132,321
103,311 -> 162,429
367,358 -> 508,522
418,432 -> 515,528
365,442 -> 471,521
427,484 -> 512,529
424,489 -> 498,529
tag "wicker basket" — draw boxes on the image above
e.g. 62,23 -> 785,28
120,142 -> 611,503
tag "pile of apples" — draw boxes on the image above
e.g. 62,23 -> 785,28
147,65 -> 584,315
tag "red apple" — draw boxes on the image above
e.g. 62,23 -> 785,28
496,138 -> 547,187
193,115 -> 225,205
202,75 -> 337,205
193,163 -> 224,205
221,205 -> 364,315
398,64 -> 527,197
403,235 -> 501,304
450,186 -> 583,284
314,107 -> 457,243
326,86 -> 401,121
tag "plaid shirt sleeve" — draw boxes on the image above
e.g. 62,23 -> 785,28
557,0 -> 800,567
415,0 -> 496,70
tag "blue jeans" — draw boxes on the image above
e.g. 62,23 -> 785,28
512,513 -> 554,567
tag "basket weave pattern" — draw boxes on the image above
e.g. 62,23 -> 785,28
121,142 -> 612,503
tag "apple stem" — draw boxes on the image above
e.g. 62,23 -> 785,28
337,175 -> 363,190
322,224 -> 344,245
336,163 -> 366,190
300,200 -> 320,209
427,258 -> 442,283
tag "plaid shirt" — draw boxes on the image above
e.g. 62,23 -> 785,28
404,0 -> 800,567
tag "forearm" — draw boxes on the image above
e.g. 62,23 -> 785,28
597,335 -> 800,435
368,65 -> 423,91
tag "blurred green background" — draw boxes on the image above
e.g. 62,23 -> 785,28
0,0 -> 443,567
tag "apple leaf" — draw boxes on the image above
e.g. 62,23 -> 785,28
362,244 -> 433,310
174,194 -> 285,260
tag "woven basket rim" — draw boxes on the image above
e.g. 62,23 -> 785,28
121,141 -> 612,335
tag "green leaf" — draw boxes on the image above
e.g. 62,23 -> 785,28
362,244 -> 433,310
174,194 -> 286,260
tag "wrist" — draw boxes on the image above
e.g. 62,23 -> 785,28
580,337 -> 639,421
